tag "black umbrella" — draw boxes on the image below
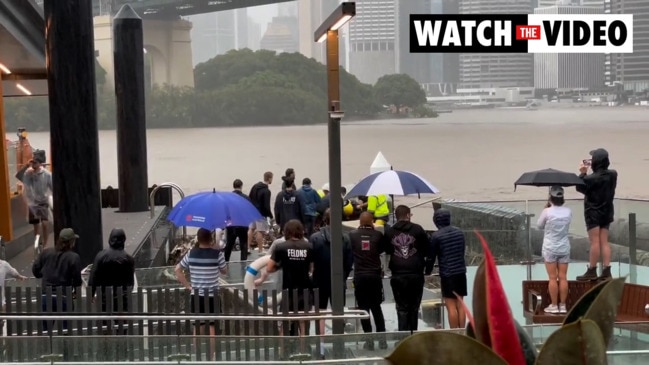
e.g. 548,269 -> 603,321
514,168 -> 585,190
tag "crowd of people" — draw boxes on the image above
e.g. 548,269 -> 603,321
0,147 -> 618,359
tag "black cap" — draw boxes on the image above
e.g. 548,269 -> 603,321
589,148 -> 609,157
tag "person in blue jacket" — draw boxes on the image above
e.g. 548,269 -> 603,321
297,177 -> 321,236
429,208 -> 467,329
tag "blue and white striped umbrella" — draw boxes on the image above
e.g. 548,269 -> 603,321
345,170 -> 440,198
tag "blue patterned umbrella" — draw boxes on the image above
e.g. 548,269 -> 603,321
167,189 -> 262,230
345,170 -> 440,198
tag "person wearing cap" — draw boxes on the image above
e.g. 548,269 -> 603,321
537,186 -> 572,314
88,228 -> 135,312
19,152 -> 53,247
576,148 -> 618,281
32,228 -> 83,325
317,183 -> 330,198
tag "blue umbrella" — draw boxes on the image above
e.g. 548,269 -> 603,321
345,170 -> 440,198
167,189 -> 262,230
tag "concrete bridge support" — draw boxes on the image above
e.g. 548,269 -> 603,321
94,15 -> 194,91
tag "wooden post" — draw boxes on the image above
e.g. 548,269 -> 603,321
113,4 -> 149,212
44,0 -> 103,266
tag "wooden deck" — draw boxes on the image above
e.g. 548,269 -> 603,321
522,280 -> 649,326
7,206 -> 168,275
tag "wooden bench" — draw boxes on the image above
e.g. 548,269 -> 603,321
522,280 -> 649,327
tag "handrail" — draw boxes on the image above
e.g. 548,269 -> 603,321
0,311 -> 369,322
150,182 -> 186,239
408,197 -> 441,209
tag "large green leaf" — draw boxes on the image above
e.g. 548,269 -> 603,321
471,261 -> 492,347
535,319 -> 607,365
563,277 -> 626,346
515,320 -> 538,365
386,331 -> 507,365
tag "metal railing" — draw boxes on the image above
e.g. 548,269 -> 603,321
150,182 -> 186,239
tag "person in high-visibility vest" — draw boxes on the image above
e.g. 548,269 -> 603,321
367,195 -> 390,225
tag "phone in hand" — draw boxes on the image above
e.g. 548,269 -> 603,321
582,159 -> 592,166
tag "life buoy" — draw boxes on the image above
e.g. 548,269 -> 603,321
243,255 -> 282,305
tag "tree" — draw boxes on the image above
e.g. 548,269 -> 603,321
373,74 -> 427,113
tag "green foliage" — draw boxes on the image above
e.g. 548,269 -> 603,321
562,277 -> 626,346
4,49 -> 439,131
388,331 -> 507,365
373,73 -> 427,111
386,230 -> 626,365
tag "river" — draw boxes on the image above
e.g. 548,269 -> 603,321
6,107 -> 649,204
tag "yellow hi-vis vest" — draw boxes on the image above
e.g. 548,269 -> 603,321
368,195 -> 389,218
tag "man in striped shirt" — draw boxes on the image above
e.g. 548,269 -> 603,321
175,228 -> 227,359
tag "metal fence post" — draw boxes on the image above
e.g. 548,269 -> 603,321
526,214 -> 534,280
629,213 -> 637,283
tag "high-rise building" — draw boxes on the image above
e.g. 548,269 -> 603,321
297,0 -> 341,64
432,0 -> 460,84
397,1 -> 437,84
260,16 -> 299,53
248,18 -> 262,51
534,6 -> 604,90
348,0 -> 398,84
459,0 -> 534,88
189,9 -> 249,65
605,0 -> 649,92
538,0 -> 604,9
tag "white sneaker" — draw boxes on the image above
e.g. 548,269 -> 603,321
544,304 -> 559,314
559,304 -> 567,314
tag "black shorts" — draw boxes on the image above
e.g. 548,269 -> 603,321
190,295 -> 221,324
287,290 -> 311,312
585,218 -> 612,231
317,289 -> 331,310
29,204 -> 49,224
440,273 -> 467,299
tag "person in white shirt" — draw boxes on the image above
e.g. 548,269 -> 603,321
537,186 -> 572,314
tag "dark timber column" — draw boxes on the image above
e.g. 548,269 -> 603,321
113,4 -> 149,212
44,0 -> 103,266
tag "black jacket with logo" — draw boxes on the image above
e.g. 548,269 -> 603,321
384,220 -> 432,276
274,190 -> 305,229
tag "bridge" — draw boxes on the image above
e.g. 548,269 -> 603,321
94,0 -> 294,19
5,0 -> 300,93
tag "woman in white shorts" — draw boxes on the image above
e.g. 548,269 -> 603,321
537,186 -> 572,314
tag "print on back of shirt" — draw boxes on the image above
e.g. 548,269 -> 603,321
287,248 -> 308,260
392,233 -> 417,259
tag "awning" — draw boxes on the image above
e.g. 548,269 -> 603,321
0,0 -> 46,97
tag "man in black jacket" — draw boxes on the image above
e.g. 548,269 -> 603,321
88,228 -> 135,311
430,209 -> 467,329
309,209 -> 353,358
576,148 -> 618,281
384,205 -> 433,332
249,172 -> 273,253
349,212 -> 387,350
274,185 -> 305,233
225,179 -> 251,261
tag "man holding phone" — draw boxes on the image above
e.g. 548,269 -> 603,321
575,148 -> 617,281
